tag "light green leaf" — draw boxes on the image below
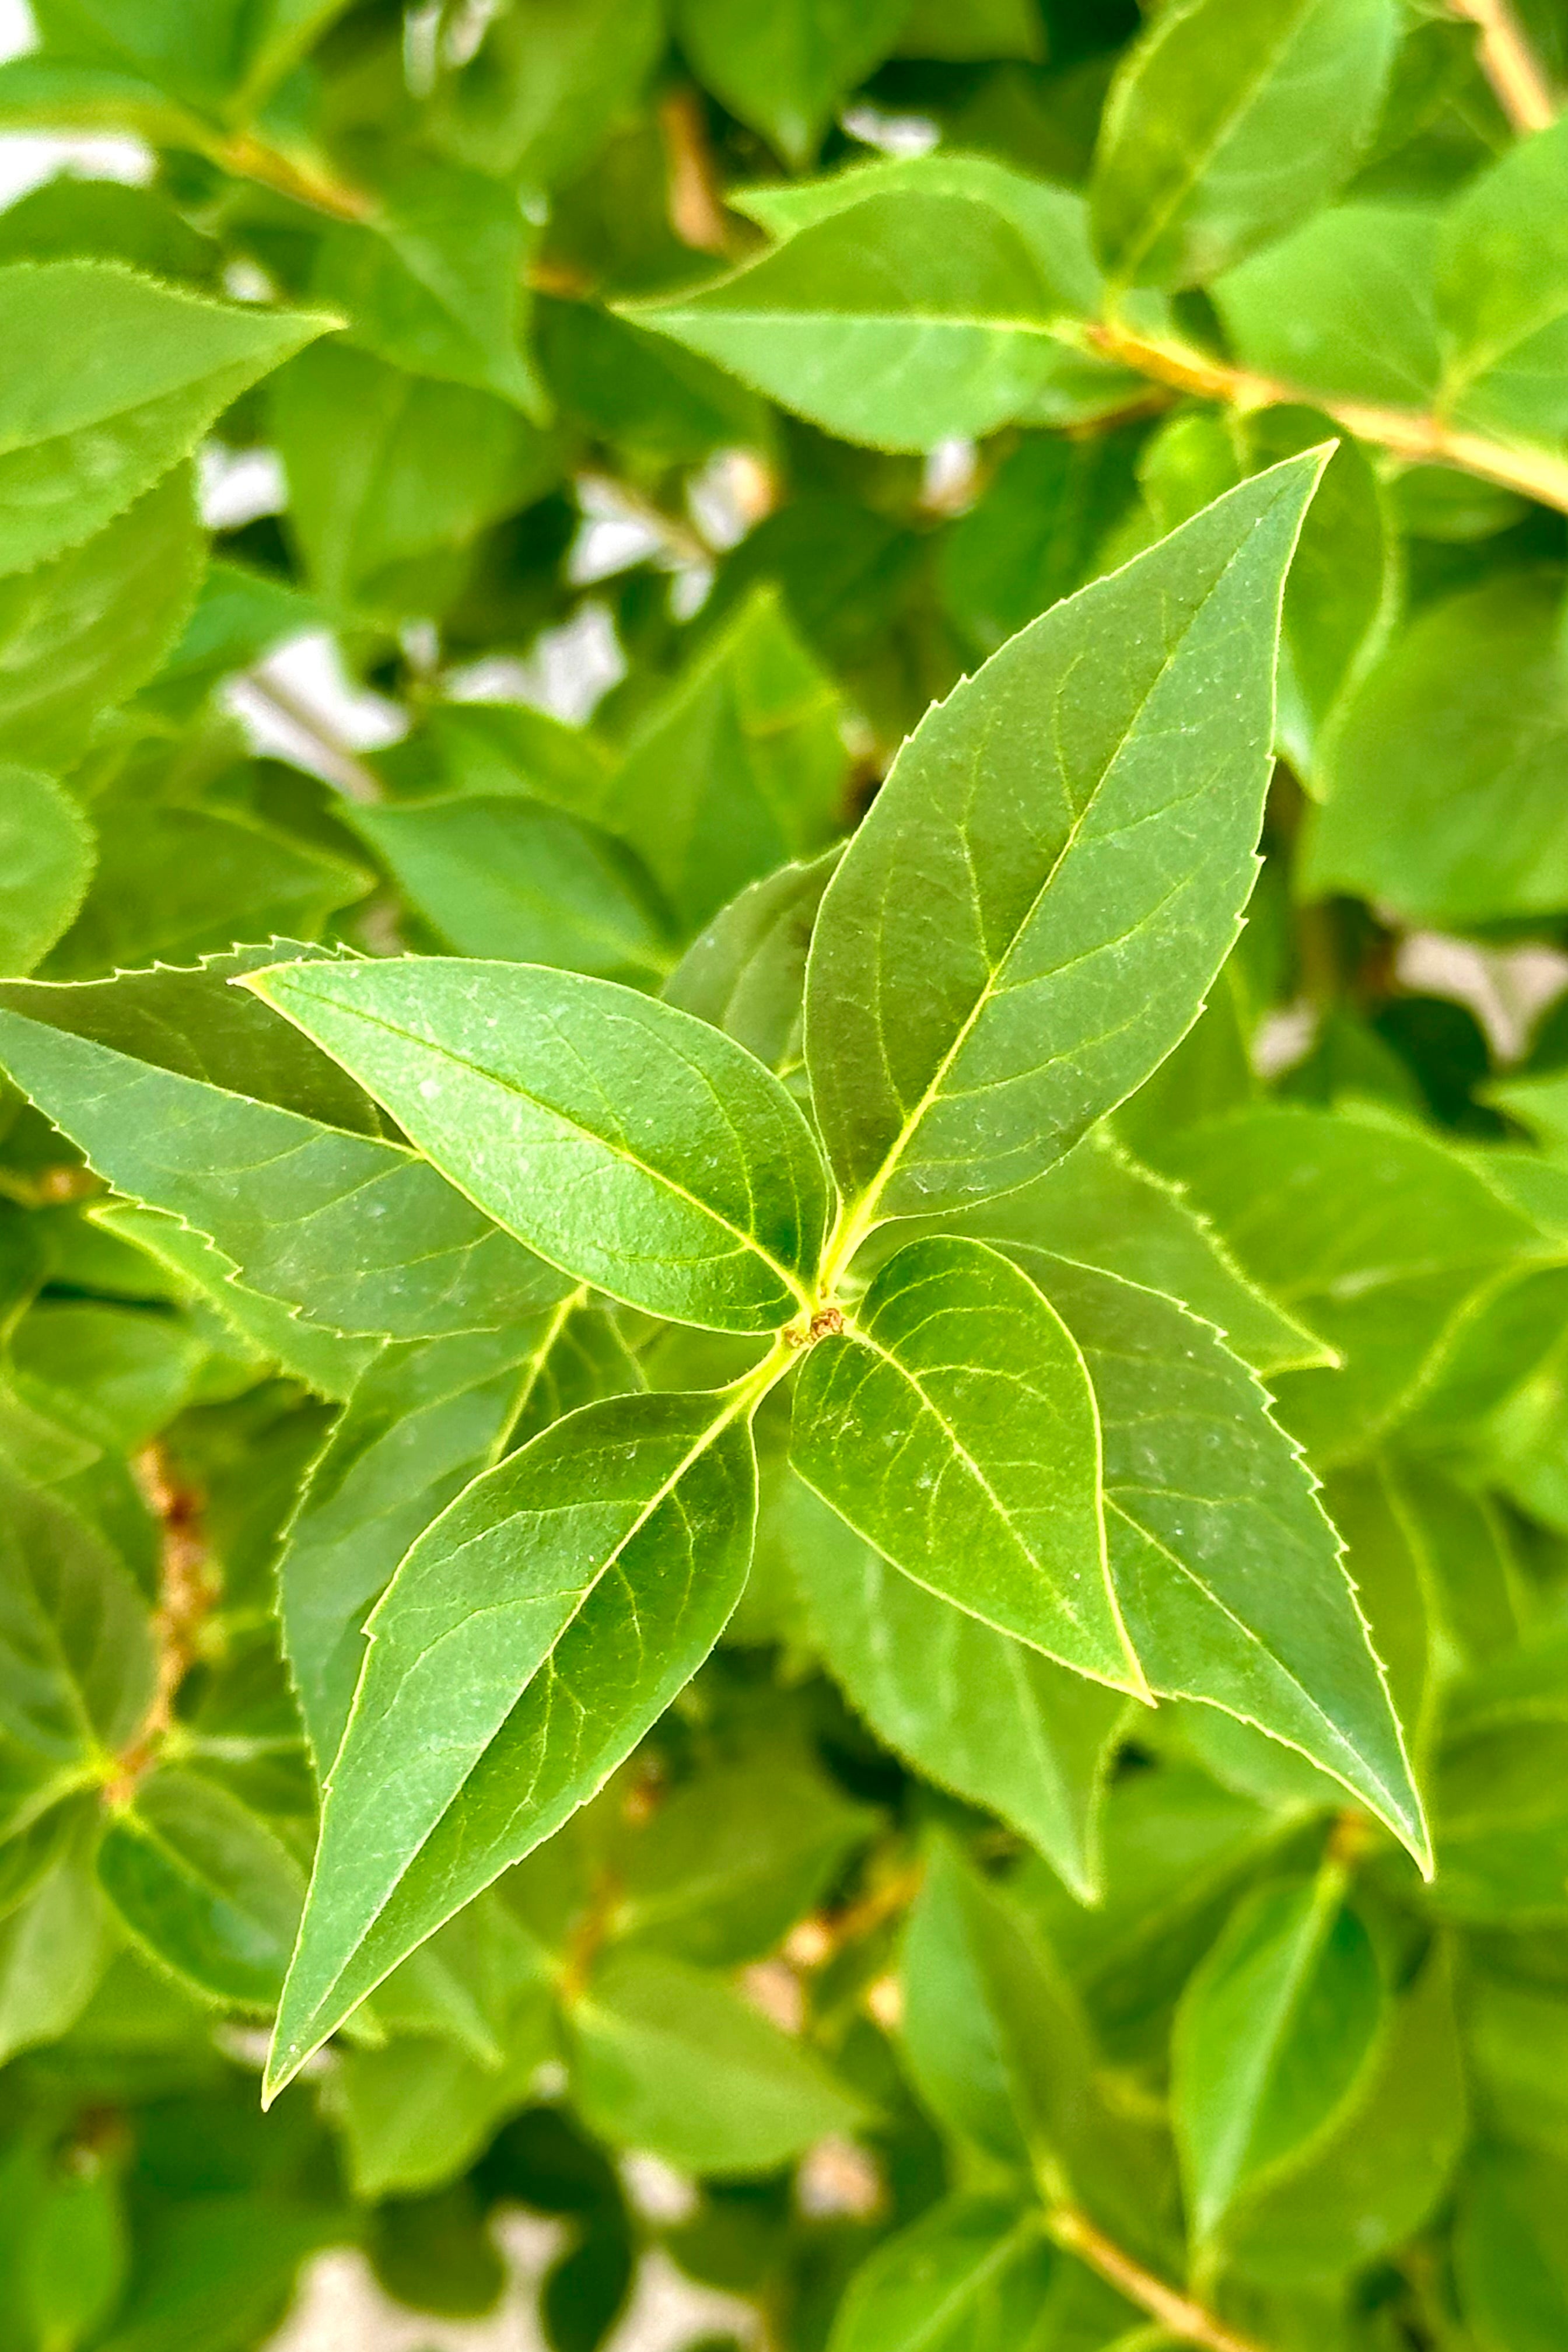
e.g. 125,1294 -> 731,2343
914,1126 -> 1332,1380
1091,0 -> 1398,291
0,1848 -> 108,2063
1024,1251 -> 1429,1868
603,585 -> 848,939
271,342 -> 561,615
1020,1759 -> 1294,2063
901,1838 -> 1171,2250
328,2000 -> 555,2199
0,950 -> 562,1342
674,0 -> 907,166
1307,571 -> 1568,926
429,0 -> 665,187
804,455 -> 1325,1227
0,260 -> 330,575
1438,114 -> 1568,449
568,1947 -> 864,2174
1213,202 -> 1440,410
12,1297 -> 214,1452
1220,1942 -> 1465,2283
281,1300 -> 639,1773
314,163 -> 546,416
1172,1872 -> 1382,2246
89,1202 -> 376,1403
344,794 -> 670,984
0,464 -> 201,768
827,2198 -> 1055,2352
247,956 -> 830,1332
664,850 -> 839,1079
0,1460 -> 156,1772
96,1766 -> 306,2009
266,1383 -> 761,2097
939,425 -> 1143,659
1150,1104 -> 1545,1462
610,1745 -> 874,1967
387,698 -> 615,817
1457,2147 -> 1568,2352
787,1475 -> 1126,1899
43,801 -> 371,978
625,191 -> 1090,453
0,768 -> 94,977
793,1236 -> 1143,1693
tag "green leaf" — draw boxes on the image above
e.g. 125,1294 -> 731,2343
1020,1759 -> 1296,2064
0,949 -> 563,1342
328,2006 -> 555,2199
603,585 -> 848,940
0,1460 -> 156,1772
794,1236 -> 1143,1693
674,0 -> 908,167
0,260 -> 330,576
387,698 -> 615,817
1025,1251 -> 1429,1868
901,1838 -> 1171,2252
343,795 -> 671,984
266,1383 -> 761,2096
664,850 -> 839,1079
897,0 -> 1045,61
246,956 -> 830,1333
281,1301 -> 639,1773
0,767 -> 94,977
12,1296 -> 215,1451
1150,1104 -> 1544,1462
803,454 -> 1326,1227
1457,2148 -> 1568,2352
271,342 -> 561,615
912,1126 -> 1333,1380
1171,1871 -> 1382,2247
96,1766 -> 306,2009
428,0 -> 665,187
43,802 -> 371,978
1306,571 -> 1568,926
1438,115 -> 1568,449
90,1202 -> 376,1402
1213,203 -> 1440,411
0,465 -> 202,768
89,2194 -> 332,2352
313,163 -> 546,415
1219,1941 -> 1465,2283
569,1945 -> 865,2174
827,2198 -> 1055,2352
625,192 -> 1090,453
787,1475 -> 1126,1899
1466,1974 -> 1568,2161
938,426 -> 1143,660
0,1847 -> 108,2063
1091,0 -> 1398,292
610,1745 -> 874,1967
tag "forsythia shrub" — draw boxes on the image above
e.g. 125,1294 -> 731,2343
4,1 -> 1568,2347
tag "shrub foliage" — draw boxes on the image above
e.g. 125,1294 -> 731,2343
3,2 -> 1568,2347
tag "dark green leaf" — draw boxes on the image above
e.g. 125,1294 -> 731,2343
674,0 -> 908,167
97,1766 -> 306,2009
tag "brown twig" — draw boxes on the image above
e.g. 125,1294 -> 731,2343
1450,0 -> 1558,134
658,83 -> 739,256
104,1448 -> 215,1803
1047,2208 -> 1266,2352
784,1859 -> 927,1968
1086,320 -> 1568,516
232,670 -> 385,804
